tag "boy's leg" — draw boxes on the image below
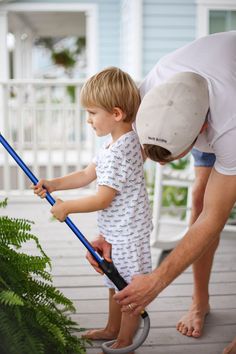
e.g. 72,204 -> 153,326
82,288 -> 121,340
106,311 -> 140,354
177,150 -> 220,338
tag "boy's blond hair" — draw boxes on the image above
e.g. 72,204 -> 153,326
80,67 -> 140,123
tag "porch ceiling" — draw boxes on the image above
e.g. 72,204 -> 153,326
8,11 -> 86,37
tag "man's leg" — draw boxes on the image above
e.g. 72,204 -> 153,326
177,150 -> 219,337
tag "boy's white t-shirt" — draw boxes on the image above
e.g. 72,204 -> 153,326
140,31 -> 236,175
93,131 -> 153,244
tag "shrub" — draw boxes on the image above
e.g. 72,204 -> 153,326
0,198 -> 87,354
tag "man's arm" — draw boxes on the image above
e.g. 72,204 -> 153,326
114,169 -> 236,314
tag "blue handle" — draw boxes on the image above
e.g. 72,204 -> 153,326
0,133 -> 151,354
0,133 -> 103,264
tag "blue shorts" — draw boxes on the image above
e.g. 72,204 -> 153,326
191,148 -> 216,167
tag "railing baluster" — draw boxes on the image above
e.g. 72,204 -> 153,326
75,85 -> 82,171
18,83 -> 24,193
0,79 -> 94,197
61,85 -> 67,177
32,83 -> 39,180
3,83 -> 10,194
46,86 -> 53,179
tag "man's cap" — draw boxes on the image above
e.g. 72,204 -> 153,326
136,72 -> 209,157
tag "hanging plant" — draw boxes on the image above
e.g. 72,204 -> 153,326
51,49 -> 76,69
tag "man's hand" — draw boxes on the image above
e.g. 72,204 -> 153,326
113,272 -> 160,315
86,235 -> 112,274
50,198 -> 68,222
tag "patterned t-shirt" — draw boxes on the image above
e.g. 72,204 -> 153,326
93,130 -> 153,244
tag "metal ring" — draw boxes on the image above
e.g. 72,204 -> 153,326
128,303 -> 133,310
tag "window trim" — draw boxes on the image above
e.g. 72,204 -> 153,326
196,0 -> 236,37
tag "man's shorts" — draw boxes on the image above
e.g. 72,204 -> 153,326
191,148 -> 216,168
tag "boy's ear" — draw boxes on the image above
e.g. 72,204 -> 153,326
113,107 -> 126,121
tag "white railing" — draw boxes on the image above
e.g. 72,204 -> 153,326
0,79 -> 96,197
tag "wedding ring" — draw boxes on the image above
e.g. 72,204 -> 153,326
128,303 -> 133,310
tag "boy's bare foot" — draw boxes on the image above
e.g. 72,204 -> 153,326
176,302 -> 210,337
82,328 -> 118,340
222,337 -> 236,354
98,339 -> 135,354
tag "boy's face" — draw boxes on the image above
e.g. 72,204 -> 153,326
86,106 -> 117,137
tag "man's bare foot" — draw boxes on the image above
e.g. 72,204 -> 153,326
222,337 -> 236,354
98,340 -> 135,354
176,302 -> 210,338
82,328 -> 118,340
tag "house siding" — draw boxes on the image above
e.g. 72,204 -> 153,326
8,0 -> 198,78
142,0 -> 196,77
11,0 -> 121,71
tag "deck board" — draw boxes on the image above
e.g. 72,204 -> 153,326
2,199 -> 236,354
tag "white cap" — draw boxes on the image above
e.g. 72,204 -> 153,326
136,72 -> 209,157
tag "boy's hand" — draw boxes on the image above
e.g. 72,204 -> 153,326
31,179 -> 55,198
50,198 -> 68,222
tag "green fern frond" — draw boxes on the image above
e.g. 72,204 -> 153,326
0,216 -> 50,263
0,290 -> 24,306
37,311 -> 67,345
0,201 -> 88,354
0,198 -> 8,208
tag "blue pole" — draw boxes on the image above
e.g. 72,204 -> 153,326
0,133 -> 103,264
0,133 -> 151,354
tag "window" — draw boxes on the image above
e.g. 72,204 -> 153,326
197,1 -> 236,37
209,10 -> 236,33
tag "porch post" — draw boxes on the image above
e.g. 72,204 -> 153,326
14,28 -> 34,79
85,5 -> 98,76
0,10 -> 8,134
120,0 -> 143,81
14,31 -> 22,79
0,10 -> 8,80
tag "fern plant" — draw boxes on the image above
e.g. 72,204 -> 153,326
0,198 -> 88,354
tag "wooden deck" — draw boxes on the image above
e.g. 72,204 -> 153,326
3,198 -> 236,354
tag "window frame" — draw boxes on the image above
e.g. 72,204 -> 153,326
196,0 -> 236,37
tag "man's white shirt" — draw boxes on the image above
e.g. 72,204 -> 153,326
140,31 -> 236,175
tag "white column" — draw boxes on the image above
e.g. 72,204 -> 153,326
25,32 -> 33,78
120,0 -> 143,81
14,28 -> 34,79
130,0 -> 143,81
0,11 -> 8,134
86,6 -> 98,76
0,11 -> 8,80
14,31 -> 22,79
0,11 -> 9,194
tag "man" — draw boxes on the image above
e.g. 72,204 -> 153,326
87,31 -> 236,354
